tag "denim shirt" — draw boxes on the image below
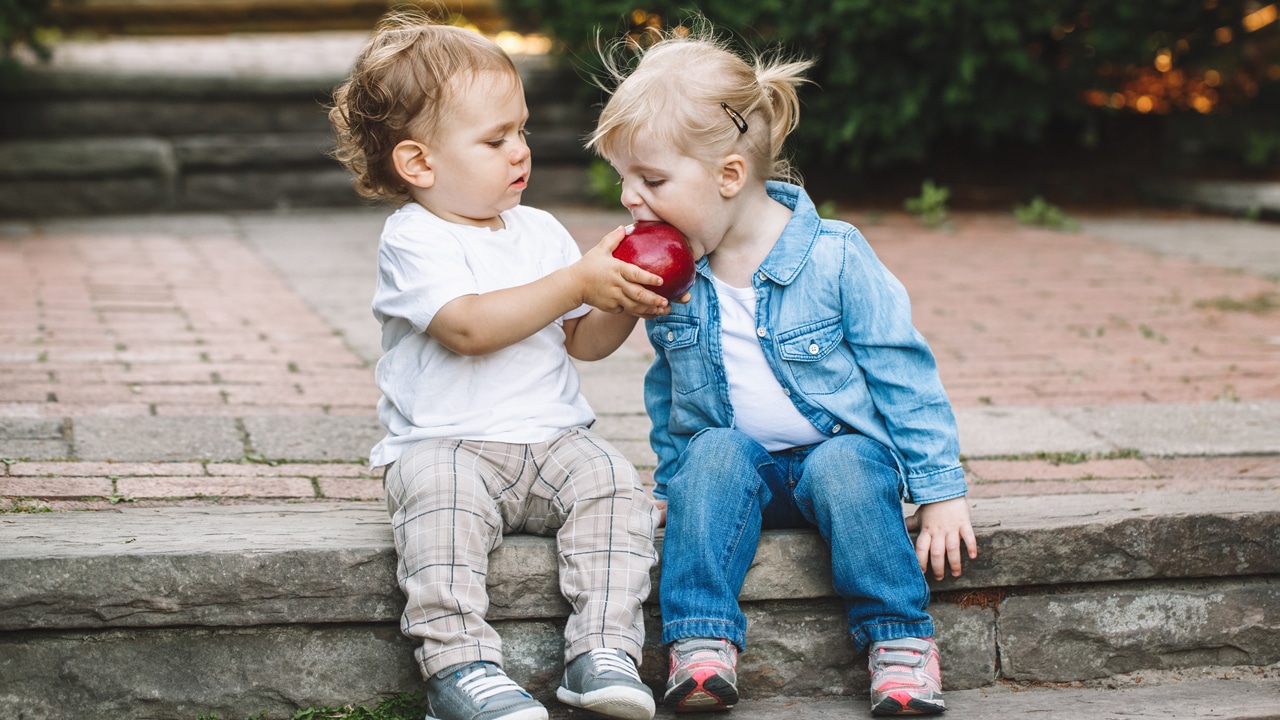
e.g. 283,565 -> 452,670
644,182 -> 967,504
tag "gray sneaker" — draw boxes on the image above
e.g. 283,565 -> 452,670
426,661 -> 548,720
556,648 -> 656,720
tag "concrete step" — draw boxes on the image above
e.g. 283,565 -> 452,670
2,490 -> 1278,719
563,672 -> 1280,720
1,51 -> 598,215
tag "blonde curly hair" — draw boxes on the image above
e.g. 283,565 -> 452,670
329,11 -> 520,204
589,23 -> 813,183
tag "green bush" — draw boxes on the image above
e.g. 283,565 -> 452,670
1013,195 -> 1081,230
904,179 -> 949,228
500,0 -> 1279,173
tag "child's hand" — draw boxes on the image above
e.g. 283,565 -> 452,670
572,227 -> 672,317
652,498 -> 667,528
905,497 -> 978,580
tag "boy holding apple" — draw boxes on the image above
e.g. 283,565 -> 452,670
328,12 -> 675,720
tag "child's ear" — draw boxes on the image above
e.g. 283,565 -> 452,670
717,154 -> 748,199
392,139 -> 435,189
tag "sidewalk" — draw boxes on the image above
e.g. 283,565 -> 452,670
2,206 -> 1278,507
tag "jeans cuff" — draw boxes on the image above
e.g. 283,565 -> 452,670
662,619 -> 746,651
851,620 -> 936,653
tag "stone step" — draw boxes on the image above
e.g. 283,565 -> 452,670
0,53 -> 598,215
2,490 -> 1277,719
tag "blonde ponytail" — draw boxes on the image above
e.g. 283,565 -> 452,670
591,22 -> 813,183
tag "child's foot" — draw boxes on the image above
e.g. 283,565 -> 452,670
868,637 -> 946,715
426,661 -> 548,720
663,637 -> 739,712
556,647 -> 656,720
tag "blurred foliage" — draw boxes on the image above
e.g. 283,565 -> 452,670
500,0 -> 1280,173
904,179 -> 950,227
1013,195 -> 1081,230
587,158 -> 625,207
0,0 -> 53,82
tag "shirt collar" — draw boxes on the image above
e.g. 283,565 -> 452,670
694,181 -> 823,285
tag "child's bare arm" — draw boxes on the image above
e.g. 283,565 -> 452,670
427,227 -> 668,356
906,496 -> 978,580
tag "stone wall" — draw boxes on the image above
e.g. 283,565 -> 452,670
2,492 -> 1278,719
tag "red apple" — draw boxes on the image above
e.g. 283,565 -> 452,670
612,221 -> 696,300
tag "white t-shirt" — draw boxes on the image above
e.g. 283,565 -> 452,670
369,202 -> 593,468
713,275 -> 827,452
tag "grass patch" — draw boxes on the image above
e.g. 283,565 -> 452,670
1194,292 -> 1279,314
1,497 -> 53,513
1013,196 -> 1080,231
977,449 -> 1143,466
196,694 -> 428,720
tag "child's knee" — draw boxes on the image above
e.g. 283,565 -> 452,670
804,435 -> 902,502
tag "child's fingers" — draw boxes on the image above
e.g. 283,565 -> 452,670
617,261 -> 665,290
596,225 -> 629,253
963,523 -> 979,559
946,533 -> 964,577
914,532 -> 931,575
929,533 -> 948,580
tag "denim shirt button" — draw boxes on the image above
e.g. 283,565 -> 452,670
808,343 -> 820,354
756,327 -> 767,338
831,424 -> 842,433
667,330 -> 675,342
783,388 -> 791,396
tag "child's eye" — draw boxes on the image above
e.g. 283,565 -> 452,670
644,178 -> 665,188
486,139 -> 505,148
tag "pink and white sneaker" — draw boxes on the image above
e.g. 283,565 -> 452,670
663,638 -> 739,712
867,637 -> 946,715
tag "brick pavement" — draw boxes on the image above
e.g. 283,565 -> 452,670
2,208 -> 1279,510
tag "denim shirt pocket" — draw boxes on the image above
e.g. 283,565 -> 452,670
777,317 -> 856,396
650,316 -> 710,393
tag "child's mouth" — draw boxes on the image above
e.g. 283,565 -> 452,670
512,175 -> 527,190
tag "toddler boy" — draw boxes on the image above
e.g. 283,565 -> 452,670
329,13 -> 671,720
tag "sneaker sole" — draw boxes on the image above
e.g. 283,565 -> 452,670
664,674 -> 739,712
871,695 -> 946,715
426,707 -> 549,720
556,685 -> 656,720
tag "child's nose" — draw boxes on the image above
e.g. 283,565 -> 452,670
619,184 -> 642,209
510,136 -> 530,163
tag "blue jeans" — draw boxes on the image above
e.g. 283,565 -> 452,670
659,428 -> 933,652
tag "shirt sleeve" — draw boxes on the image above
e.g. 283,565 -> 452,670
372,213 -> 479,333
839,227 -> 967,504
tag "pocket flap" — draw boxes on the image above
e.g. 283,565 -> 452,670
650,318 -> 700,350
778,321 -> 843,361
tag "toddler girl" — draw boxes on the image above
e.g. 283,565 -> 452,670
589,25 -> 978,716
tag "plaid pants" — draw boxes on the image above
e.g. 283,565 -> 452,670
384,428 -> 658,678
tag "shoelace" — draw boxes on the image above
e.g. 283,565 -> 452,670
587,648 -> 642,681
455,666 -> 528,704
675,639 -> 733,667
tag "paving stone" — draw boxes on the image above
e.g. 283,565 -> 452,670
8,461 -> 206,477
316,477 -> 384,500
954,406 -> 1112,457
0,476 -> 112,498
999,578 -> 1280,681
0,418 -> 71,460
72,416 -> 244,462
115,475 -> 315,499
1056,401 -> 1280,456
242,415 -> 384,462
967,458 -> 1158,482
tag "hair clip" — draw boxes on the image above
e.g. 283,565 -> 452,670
720,102 -> 749,134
